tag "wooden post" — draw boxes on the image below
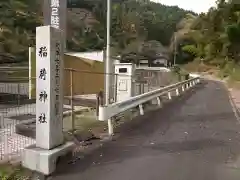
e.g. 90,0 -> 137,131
70,69 -> 74,132
96,90 -> 104,116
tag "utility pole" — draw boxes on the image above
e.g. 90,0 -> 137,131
105,0 -> 111,105
106,0 -> 113,135
173,33 -> 177,66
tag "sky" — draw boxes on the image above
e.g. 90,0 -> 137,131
151,0 -> 217,14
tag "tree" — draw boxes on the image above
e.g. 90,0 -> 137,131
0,0 -> 194,63
172,0 -> 240,67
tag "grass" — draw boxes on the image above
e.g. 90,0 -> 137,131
7,70 -> 29,79
171,65 -> 192,82
0,62 -> 29,67
4,70 -> 29,80
63,109 -> 108,137
62,107 -> 141,139
182,61 -> 217,73
181,60 -> 240,89
0,63 -> 29,81
0,69 -> 29,82
0,164 -> 32,180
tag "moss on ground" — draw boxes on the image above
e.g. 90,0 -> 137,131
0,164 -> 32,180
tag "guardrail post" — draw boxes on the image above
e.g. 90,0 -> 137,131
168,92 -> 172,100
70,69 -> 75,133
157,97 -> 162,107
139,104 -> 144,115
108,119 -> 114,135
192,81 -> 195,86
176,88 -> 179,96
182,85 -> 185,92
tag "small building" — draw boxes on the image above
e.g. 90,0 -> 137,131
151,58 -> 168,67
126,52 -> 170,68
137,59 -> 149,68
138,58 -> 169,68
64,51 -> 105,96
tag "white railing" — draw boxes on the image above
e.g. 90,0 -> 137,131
98,77 -> 200,135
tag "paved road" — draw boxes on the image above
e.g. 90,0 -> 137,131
52,80 -> 240,180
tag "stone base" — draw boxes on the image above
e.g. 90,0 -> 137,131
22,142 -> 74,175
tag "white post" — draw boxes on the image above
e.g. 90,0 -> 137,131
182,85 -> 185,92
108,119 -> 113,135
22,26 -> 73,175
168,92 -> 172,100
176,88 -> 179,96
139,104 -> 144,115
157,97 -> 162,107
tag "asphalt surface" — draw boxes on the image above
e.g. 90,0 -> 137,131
52,80 -> 240,180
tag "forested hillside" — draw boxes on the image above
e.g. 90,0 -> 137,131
173,0 -> 240,79
0,0 -> 194,63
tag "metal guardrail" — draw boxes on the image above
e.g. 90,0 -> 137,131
98,77 -> 200,121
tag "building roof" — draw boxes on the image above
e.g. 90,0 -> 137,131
65,51 -> 104,62
136,67 -> 170,72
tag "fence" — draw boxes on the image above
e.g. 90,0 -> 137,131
64,68 -> 177,104
0,78 -> 35,162
134,68 -> 178,95
0,67 -> 178,162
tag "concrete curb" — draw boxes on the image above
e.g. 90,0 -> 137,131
226,88 -> 240,123
62,107 -> 93,118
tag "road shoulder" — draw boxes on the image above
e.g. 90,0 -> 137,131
201,73 -> 240,122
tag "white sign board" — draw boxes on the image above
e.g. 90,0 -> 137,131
43,0 -> 66,50
115,63 -> 134,102
36,26 -> 64,150
118,80 -> 128,91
